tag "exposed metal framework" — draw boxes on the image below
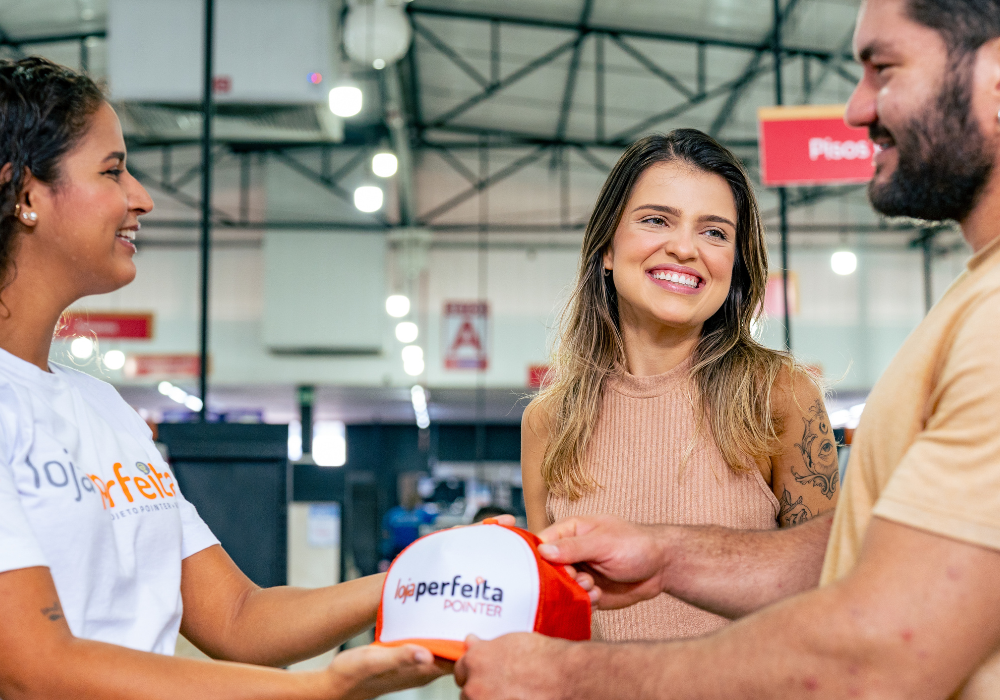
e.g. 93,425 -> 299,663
405,1 -> 860,150
10,4 -> 919,262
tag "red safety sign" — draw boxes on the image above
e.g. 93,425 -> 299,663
763,272 -> 799,318
56,312 -> 154,340
758,105 -> 875,187
123,354 -> 203,379
443,301 -> 488,370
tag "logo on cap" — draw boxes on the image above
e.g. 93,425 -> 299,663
375,521 -> 591,661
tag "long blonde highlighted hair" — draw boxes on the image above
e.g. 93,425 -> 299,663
534,130 -> 801,500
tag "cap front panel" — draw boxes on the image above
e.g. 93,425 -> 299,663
378,524 -> 541,645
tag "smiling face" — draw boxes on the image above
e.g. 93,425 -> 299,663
18,102 -> 153,299
847,0 -> 997,222
603,160 -> 737,336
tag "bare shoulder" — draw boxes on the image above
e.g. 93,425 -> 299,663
521,395 -> 555,445
769,364 -> 825,432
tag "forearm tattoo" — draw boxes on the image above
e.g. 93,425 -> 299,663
41,601 -> 63,622
778,487 -> 814,526
792,400 -> 839,499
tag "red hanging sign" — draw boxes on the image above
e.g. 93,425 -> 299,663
763,272 -> 799,318
528,365 -> 552,389
57,312 -> 154,340
123,354 -> 203,379
443,301 -> 489,370
758,105 -> 875,187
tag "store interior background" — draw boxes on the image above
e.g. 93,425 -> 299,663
14,0 -> 964,692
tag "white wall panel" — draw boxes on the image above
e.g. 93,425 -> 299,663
62,235 -> 969,394
263,231 -> 386,354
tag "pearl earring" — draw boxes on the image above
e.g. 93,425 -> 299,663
23,211 -> 36,222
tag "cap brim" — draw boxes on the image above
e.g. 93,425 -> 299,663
373,638 -> 467,661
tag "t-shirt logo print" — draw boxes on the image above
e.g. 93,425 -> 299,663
87,462 -> 177,510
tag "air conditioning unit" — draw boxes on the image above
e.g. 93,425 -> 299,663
108,0 -> 335,105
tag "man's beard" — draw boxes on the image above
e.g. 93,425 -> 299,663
868,67 -> 995,223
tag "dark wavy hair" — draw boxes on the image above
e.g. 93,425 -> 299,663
533,130 -> 808,498
906,0 -> 1000,58
0,57 -> 105,297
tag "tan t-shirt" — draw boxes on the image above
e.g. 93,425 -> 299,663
821,234 -> 1000,697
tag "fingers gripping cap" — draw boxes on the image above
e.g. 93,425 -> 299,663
374,520 -> 591,660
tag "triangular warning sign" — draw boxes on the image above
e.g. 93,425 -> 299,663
449,319 -> 482,353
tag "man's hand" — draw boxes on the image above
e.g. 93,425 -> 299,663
479,515 -> 599,604
327,644 -> 446,700
536,516 -> 669,610
455,634 -> 574,700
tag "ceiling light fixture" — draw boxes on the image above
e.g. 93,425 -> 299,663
402,345 -> 425,376
70,337 -> 94,359
372,152 -> 398,177
354,185 -> 383,212
395,321 -> 418,343
411,385 -> 430,429
328,85 -> 362,117
386,294 -> 411,317
102,350 -> 126,370
831,250 -> 858,275
157,380 -> 204,413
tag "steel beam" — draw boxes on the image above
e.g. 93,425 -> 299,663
0,23 -> 25,58
270,149 -> 364,206
128,162 -> 235,224
385,64 -> 418,225
609,34 -> 695,100
709,0 -> 804,139
554,34 -> 588,144
490,21 -> 501,84
4,29 -> 105,46
137,217 -> 925,236
401,26 -> 424,127
805,27 -> 855,101
595,34 -> 605,142
198,0 -> 214,420
611,62 -> 772,144
408,6 -> 852,61
708,51 -> 767,138
553,0 -> 595,146
434,147 -> 479,185
413,20 -> 490,88
427,36 -> 579,128
419,145 -> 550,222
573,144 -> 613,173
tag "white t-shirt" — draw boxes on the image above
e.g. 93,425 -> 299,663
0,349 -> 218,654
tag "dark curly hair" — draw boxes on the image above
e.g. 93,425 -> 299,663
906,0 -> 1000,58
0,57 -> 105,297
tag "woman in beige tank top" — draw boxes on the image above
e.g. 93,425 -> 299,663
522,130 -> 839,642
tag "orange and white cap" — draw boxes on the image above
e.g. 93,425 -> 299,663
374,519 -> 591,660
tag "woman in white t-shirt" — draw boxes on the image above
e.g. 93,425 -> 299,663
0,57 -> 442,699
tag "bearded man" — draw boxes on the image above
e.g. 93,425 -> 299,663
456,1 -> 1000,698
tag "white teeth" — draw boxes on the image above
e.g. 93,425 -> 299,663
651,271 -> 699,288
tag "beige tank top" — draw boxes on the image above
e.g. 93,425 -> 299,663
546,359 -> 780,642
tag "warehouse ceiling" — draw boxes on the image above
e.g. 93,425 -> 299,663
1,0 -> 965,255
